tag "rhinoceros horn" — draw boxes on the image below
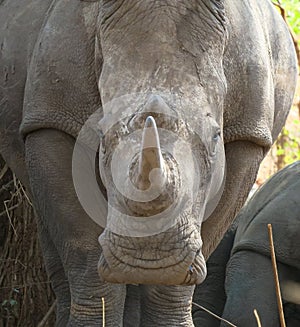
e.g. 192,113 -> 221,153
134,116 -> 166,191
125,115 -> 179,216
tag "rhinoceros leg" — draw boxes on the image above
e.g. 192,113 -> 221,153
201,140 -> 264,259
123,285 -> 141,327
25,129 -> 126,326
192,224 -> 237,326
37,225 -> 71,326
222,251 -> 282,326
140,285 -> 195,326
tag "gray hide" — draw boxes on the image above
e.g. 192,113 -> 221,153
192,223 -> 237,326
193,162 -> 300,326
222,161 -> 300,326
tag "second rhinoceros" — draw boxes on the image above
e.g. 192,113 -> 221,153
193,161 -> 300,327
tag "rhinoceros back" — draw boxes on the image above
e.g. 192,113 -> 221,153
223,0 -> 297,150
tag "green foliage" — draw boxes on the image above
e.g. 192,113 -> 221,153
273,1 -> 300,170
1,297 -> 19,319
276,123 -> 300,168
280,0 -> 300,35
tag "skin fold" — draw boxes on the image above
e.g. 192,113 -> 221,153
192,223 -> 237,326
0,0 -> 298,326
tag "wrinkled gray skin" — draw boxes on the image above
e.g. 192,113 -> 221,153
192,223 -> 237,326
193,161 -> 300,326
0,0 -> 297,326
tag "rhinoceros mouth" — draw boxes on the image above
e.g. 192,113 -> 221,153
97,230 -> 207,285
97,249 -> 206,285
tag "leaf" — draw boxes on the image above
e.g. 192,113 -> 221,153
276,148 -> 285,156
1,300 -> 8,306
9,299 -> 17,306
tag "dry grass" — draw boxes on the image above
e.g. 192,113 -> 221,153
0,158 -> 55,327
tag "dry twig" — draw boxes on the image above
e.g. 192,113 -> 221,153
192,302 -> 237,327
37,300 -> 57,327
0,163 -> 8,180
268,224 -> 286,327
254,309 -> 262,327
0,179 -> 14,195
102,297 -> 105,327
3,199 -> 18,236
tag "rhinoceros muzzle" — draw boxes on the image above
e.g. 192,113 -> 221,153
125,115 -> 180,217
98,97 -> 208,285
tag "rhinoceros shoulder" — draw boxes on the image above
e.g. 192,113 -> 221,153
0,0 -> 54,183
233,161 -> 300,269
223,0 -> 297,150
20,0 -> 101,139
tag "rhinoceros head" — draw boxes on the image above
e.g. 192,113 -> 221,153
96,93 -> 225,285
95,0 -> 227,285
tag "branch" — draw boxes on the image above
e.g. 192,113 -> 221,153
192,302 -> 237,327
0,163 -> 8,180
0,180 -> 14,195
102,297 -> 105,327
254,309 -> 262,327
0,202 -> 22,218
268,224 -> 286,327
37,300 -> 57,327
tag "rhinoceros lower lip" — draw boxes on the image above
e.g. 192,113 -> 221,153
97,247 -> 207,285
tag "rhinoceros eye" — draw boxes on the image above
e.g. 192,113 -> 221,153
101,142 -> 106,155
210,129 -> 221,157
98,130 -> 106,154
119,121 -> 129,136
212,129 -> 221,142
98,129 -> 104,139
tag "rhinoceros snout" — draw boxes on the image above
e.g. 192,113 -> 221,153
97,226 -> 207,285
124,115 -> 180,217
97,100 -> 208,285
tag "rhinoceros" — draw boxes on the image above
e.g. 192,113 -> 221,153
0,0 -> 297,326
193,161 -> 300,327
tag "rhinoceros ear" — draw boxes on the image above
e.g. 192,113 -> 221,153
212,0 -> 225,5
210,0 -> 227,31
210,0 -> 225,14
